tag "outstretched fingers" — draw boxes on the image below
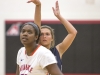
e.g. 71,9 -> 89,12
52,7 -> 55,12
52,0 -> 60,16
56,1 -> 59,10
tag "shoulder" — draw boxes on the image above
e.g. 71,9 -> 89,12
18,47 -> 25,52
50,47 -> 56,50
38,45 -> 52,53
38,46 -> 57,63
38,45 -> 54,56
17,47 -> 25,55
50,47 -> 58,52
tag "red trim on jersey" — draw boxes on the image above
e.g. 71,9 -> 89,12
31,45 -> 41,55
25,45 -> 41,56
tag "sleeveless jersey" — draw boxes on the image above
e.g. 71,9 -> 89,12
17,45 -> 57,75
50,47 -> 62,71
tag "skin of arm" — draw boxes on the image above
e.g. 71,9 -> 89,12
46,63 -> 63,75
34,1 -> 41,28
16,65 -> 19,75
27,0 -> 41,28
52,1 -> 77,58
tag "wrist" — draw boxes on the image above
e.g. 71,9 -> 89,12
36,3 -> 41,6
56,14 -> 61,18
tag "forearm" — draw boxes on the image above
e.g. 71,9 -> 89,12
16,65 -> 19,75
56,15 -> 77,34
34,4 -> 41,28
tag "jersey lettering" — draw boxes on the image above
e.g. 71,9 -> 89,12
20,64 -> 33,73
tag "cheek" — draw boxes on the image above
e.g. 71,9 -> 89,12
48,36 -> 52,39
31,35 -> 36,40
20,33 -> 22,39
28,35 -> 35,41
47,36 -> 52,41
39,36 -> 43,41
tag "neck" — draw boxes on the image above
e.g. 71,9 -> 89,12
24,43 -> 37,56
44,45 -> 51,50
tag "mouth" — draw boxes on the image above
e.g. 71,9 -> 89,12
22,37 -> 28,41
43,40 -> 47,42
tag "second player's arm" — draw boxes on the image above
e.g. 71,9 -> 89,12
56,14 -> 77,58
34,2 -> 41,28
52,1 -> 77,58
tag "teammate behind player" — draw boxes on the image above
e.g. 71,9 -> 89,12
34,0 -> 77,71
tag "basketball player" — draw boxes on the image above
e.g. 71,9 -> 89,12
16,1 -> 63,75
16,22 -> 63,75
34,0 -> 77,71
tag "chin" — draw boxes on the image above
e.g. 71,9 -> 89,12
21,41 -> 28,45
40,42 -> 48,47
42,44 -> 48,47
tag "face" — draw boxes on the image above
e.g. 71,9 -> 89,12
39,28 -> 53,47
20,25 -> 38,45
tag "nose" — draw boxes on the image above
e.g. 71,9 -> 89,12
23,32 -> 28,36
43,34 -> 47,38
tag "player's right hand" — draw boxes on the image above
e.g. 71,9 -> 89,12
27,0 -> 41,5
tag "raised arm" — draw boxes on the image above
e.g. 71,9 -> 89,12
27,0 -> 41,28
52,1 -> 77,58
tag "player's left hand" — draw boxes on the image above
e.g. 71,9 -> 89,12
52,1 -> 60,17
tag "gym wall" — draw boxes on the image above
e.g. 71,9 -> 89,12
5,20 -> 100,74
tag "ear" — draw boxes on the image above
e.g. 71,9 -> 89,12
35,35 -> 38,41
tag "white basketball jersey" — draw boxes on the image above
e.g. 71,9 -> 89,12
17,45 -> 57,75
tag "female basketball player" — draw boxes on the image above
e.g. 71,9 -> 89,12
16,1 -> 63,75
34,0 -> 77,71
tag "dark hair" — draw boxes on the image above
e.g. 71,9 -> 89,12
21,22 -> 40,43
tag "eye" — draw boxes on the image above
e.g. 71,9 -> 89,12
40,33 -> 43,36
46,33 -> 50,35
21,30 -> 25,33
28,31 -> 32,34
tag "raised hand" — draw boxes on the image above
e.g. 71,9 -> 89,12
27,0 -> 41,5
52,1 -> 60,17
